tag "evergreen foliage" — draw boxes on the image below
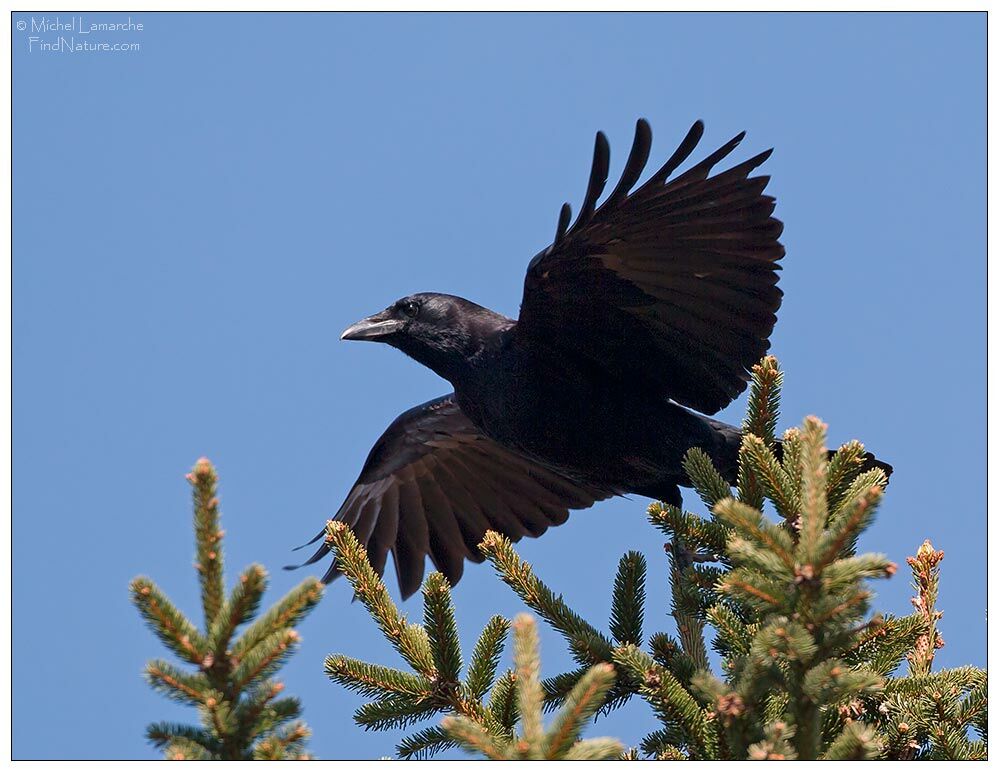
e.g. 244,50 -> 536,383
131,458 -> 322,760
325,520 -> 512,759
443,615 -> 624,760
322,357 -> 985,759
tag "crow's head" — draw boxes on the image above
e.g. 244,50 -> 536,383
341,293 -> 511,382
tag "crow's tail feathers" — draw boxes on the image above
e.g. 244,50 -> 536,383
706,417 -> 893,489
761,435 -> 893,485
856,450 -> 893,482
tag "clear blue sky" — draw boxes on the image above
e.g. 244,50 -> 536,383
13,12 -> 985,760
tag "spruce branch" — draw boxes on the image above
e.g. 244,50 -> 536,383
906,539 -> 945,677
513,613 -> 544,750
561,737 -> 627,760
779,426 -> 803,494
797,415 -> 830,564
541,667 -> 587,710
324,656 -> 432,699
440,714 -> 511,759
706,604 -> 752,658
844,613 -> 927,677
323,522 -> 521,757
609,551 -> 646,646
648,631 -> 697,684
613,644 -> 711,758
396,726 -> 456,760
815,485 -> 883,569
747,720 -> 796,760
146,721 -> 216,752
743,355 -> 782,445
801,658 -> 881,706
479,530 -> 614,666
648,501 -> 730,557
144,659 -> 214,706
423,572 -> 463,684
682,447 -> 733,509
714,498 -> 796,572
481,532 -> 651,711
131,458 -> 318,759
466,616 -> 510,700
440,615 -> 623,760
649,503 -> 720,671
234,682 -> 295,739
252,722 -> 312,760
353,694 -> 439,731
230,576 -> 322,664
825,440 -> 868,511
188,457 -> 225,630
164,737 -> 214,761
822,721 -> 881,760
231,628 -> 301,692
325,521 -> 435,677
130,578 -> 207,665
665,539 -> 710,671
487,670 -> 520,732
207,564 -> 266,659
738,355 -> 782,509
740,433 -> 798,521
643,730 -> 690,760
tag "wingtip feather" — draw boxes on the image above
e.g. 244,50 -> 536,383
291,527 -> 327,551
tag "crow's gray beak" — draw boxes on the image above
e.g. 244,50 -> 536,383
340,312 -> 404,342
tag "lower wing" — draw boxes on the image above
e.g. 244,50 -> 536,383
286,393 -> 611,599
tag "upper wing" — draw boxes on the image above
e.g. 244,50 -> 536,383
517,120 -> 784,415
287,394 -> 610,599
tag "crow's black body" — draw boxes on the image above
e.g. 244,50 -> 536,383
289,119 -> 887,598
446,316 -> 743,501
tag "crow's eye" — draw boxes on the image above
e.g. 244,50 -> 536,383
401,301 -> 420,318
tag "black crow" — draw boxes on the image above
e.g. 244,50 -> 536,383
289,119 -> 886,599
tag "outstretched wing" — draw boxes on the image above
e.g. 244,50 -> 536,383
287,394 -> 610,599
517,120 -> 784,415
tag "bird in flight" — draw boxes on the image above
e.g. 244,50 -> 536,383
289,119 -> 881,599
